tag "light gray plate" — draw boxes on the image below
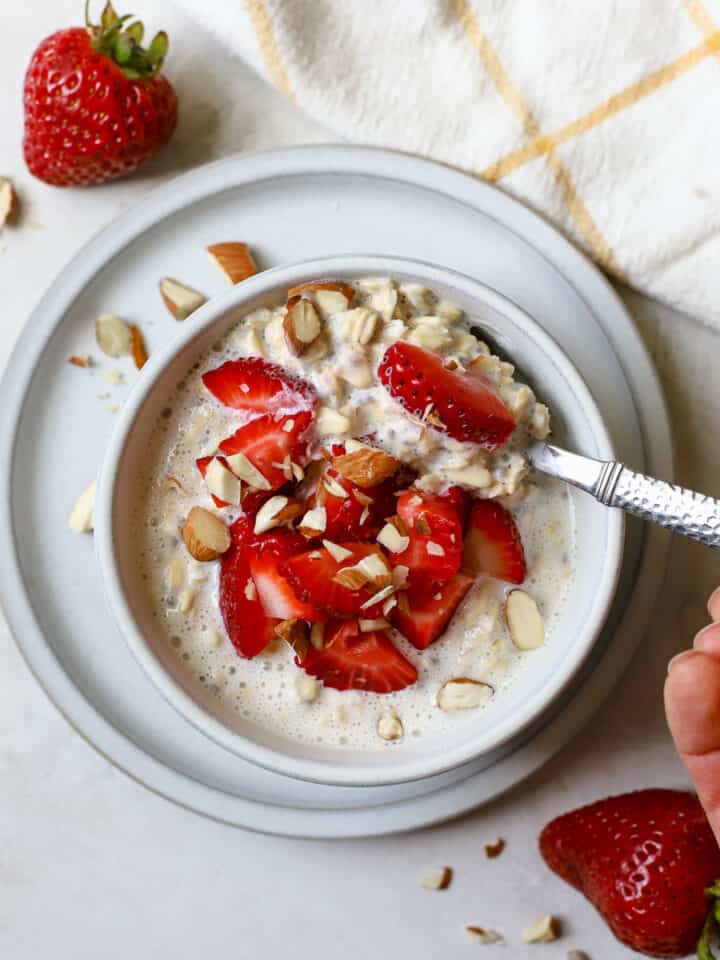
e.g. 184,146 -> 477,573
0,146 -> 671,837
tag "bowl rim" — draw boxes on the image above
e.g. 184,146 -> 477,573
95,254 -> 624,787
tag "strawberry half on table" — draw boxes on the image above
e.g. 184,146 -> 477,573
540,789 -> 720,958
23,2 -> 178,187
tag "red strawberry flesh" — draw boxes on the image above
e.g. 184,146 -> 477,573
297,620 -> 418,693
463,499 -> 526,584
202,357 -> 315,414
392,572 -> 474,649
219,411 -> 314,491
246,528 -> 320,622
219,517 -> 277,658
282,542 -> 387,616
540,789 -> 720,958
378,342 -> 515,450
390,489 -> 464,585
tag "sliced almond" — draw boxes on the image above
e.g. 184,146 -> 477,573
392,564 -> 410,589
377,708 -> 404,741
205,458 -> 241,507
298,505 -> 327,539
0,176 -> 17,228
382,594 -> 397,615
332,446 -> 400,489
275,618 -> 309,660
95,313 -> 132,358
359,618 -> 390,632
68,354 -> 91,368
287,279 -> 355,303
166,552 -> 185,590
178,587 -> 196,614
360,584 -> 395,610
68,480 -> 96,533
207,242 -> 257,284
323,474 -> 349,499
522,915 -> 560,944
316,406 -> 351,437
421,866 -> 452,890
506,589 -> 545,650
284,296 -> 322,356
129,324 -> 148,369
291,462 -> 304,482
426,541 -> 445,557
159,277 -> 207,321
254,495 -> 302,535
225,452 -> 272,490
375,521 -> 409,554
355,552 -> 392,587
310,622 -> 325,651
314,288 -> 350,315
323,539 -> 353,563
333,566 -> 369,591
295,674 -> 319,703
465,927 -> 504,945
437,678 -> 493,712
484,837 -> 505,859
181,506 -> 231,561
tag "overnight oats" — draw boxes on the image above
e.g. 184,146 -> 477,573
135,276 -> 575,747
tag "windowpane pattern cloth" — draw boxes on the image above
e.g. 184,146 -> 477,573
178,0 -> 720,327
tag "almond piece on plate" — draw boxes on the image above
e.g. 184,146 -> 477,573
332,445 -> 400,488
207,242 -> 257,284
0,177 -> 17,227
129,324 -> 148,369
284,296 -> 322,356
68,354 -> 91,368
437,678 -> 493,712
377,707 -> 404,741
95,313 -> 132,358
421,866 -> 452,890
275,618 -> 310,660
181,506 -> 231,561
287,279 -> 355,304
205,457 -> 242,506
159,277 -> 207,321
484,837 -> 506,859
465,926 -> 504,945
68,480 -> 96,533
522,915 -> 560,943
506,589 -> 545,650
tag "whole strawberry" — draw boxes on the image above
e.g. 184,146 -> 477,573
23,2 -> 177,186
540,790 -> 720,958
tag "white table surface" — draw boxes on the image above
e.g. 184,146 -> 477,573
2,3 -> 718,958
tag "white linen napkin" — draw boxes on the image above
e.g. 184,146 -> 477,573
176,0 -> 720,326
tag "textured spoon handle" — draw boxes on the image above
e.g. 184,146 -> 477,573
600,464 -> 720,549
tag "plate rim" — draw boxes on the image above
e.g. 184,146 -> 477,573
0,144 -> 673,837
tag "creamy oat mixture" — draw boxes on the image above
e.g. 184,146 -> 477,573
134,276 -> 575,748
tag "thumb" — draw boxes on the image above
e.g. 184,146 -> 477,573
665,630 -> 720,845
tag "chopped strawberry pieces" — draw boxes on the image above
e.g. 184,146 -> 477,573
392,573 -> 474,650
282,542 -> 387,616
389,489 -> 464,585
202,356 -> 316,414
219,516 -> 278,658
297,620 -> 418,693
463,499 -> 526,584
314,467 -> 381,541
247,528 -> 321,622
219,410 -> 314,492
378,342 -> 515,450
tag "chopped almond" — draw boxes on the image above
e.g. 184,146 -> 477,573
298,505 -> 327,539
129,324 -> 148,369
275,618 -> 309,660
254,495 -> 303,534
377,707 -> 404,741
522,915 -> 560,943
437,678 -> 493,712
323,540 -> 353,563
205,458 -> 241,506
310,622 -> 325,651
333,566 -> 369,591
355,553 -> 392,587
0,177 -> 17,227
358,617 -> 390,632
181,507 -> 231,561
68,480 -> 96,534
96,313 -> 132,358
207,242 -> 257,284
421,866 -> 452,890
287,279 -> 355,303
332,445 -> 400,488
284,295 -> 322,356
68,354 -> 91,368
159,277 -> 207,321
484,838 -> 505,859
377,518 -> 410,554
466,927 -> 504,945
225,451 -> 272,490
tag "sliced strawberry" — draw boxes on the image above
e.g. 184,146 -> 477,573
314,467 -> 379,541
202,356 -> 315,414
389,489 -> 463,585
248,528 -> 321,622
297,620 -> 418,693
282,542 -> 386,616
463,499 -> 526,584
441,485 -> 470,529
392,572 -> 474,650
196,455 -> 271,514
219,411 -> 314,492
219,516 -> 277,658
378,342 -> 516,450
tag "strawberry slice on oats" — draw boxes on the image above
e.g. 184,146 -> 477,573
219,410 -> 314,492
378,342 -> 516,449
202,356 -> 316,413
219,516 -> 278,658
388,489 -> 464,586
296,620 -> 418,693
392,572 -> 474,650
463,499 -> 526,584
282,542 -> 389,616
247,528 -> 321,622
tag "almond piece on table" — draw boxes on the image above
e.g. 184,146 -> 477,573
465,926 -> 504,945
332,445 -> 400,488
506,589 -> 545,650
182,506 -> 231,561
129,324 -> 148,369
159,277 -> 207,321
207,242 -> 257,284
522,915 -> 560,943
287,279 -> 355,303
284,295 -> 322,356
68,354 -> 91,368
484,837 -> 506,859
437,678 -> 493,712
421,866 -> 452,890
68,480 -> 96,534
275,618 -> 310,660
95,313 -> 132,358
0,177 -> 17,227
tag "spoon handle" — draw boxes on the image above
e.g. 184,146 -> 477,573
528,441 -> 720,550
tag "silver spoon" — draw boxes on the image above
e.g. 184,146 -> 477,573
528,440 -> 720,550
